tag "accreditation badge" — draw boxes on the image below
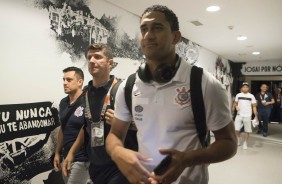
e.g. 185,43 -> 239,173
91,121 -> 104,147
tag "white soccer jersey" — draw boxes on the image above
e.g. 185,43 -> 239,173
114,58 -> 232,184
235,92 -> 256,117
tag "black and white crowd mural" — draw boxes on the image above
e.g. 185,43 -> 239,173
214,57 -> 233,91
0,0 -> 234,183
176,38 -> 200,65
44,0 -> 204,79
39,0 -> 143,69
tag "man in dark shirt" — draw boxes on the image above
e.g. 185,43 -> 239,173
54,67 -> 90,184
256,83 -> 275,137
62,43 -> 129,184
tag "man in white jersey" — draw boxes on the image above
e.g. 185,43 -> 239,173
233,82 -> 258,149
106,5 -> 237,184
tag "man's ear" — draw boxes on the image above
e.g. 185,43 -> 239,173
78,78 -> 84,87
109,58 -> 114,64
108,58 -> 114,69
172,31 -> 181,45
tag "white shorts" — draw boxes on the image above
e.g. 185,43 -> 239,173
234,115 -> 252,133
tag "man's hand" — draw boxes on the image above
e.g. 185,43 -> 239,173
62,153 -> 74,177
112,146 -> 152,184
150,149 -> 186,184
105,109 -> 115,125
53,153 -> 61,172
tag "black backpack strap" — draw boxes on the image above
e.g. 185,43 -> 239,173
125,73 -> 136,115
123,73 -> 138,151
110,79 -> 122,109
190,66 -> 209,148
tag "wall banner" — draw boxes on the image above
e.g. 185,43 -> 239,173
241,61 -> 282,75
0,102 -> 60,183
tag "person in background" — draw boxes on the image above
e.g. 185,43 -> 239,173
106,5 -> 237,184
53,67 -> 90,184
62,43 -> 130,184
233,82 -> 258,149
256,83 -> 275,137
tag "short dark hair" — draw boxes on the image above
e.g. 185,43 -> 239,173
141,5 -> 179,31
85,43 -> 113,59
63,66 -> 84,80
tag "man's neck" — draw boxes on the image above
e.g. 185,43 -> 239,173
92,75 -> 110,88
68,89 -> 83,104
146,54 -> 177,73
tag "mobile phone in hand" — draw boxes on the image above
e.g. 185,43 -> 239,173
153,155 -> 171,175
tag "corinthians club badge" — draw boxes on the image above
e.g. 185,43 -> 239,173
175,86 -> 190,106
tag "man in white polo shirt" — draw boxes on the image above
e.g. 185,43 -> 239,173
106,5 -> 237,184
233,82 -> 258,149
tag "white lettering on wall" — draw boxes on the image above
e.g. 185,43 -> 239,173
241,61 -> 282,75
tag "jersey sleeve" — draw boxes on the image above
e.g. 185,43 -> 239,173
202,71 -> 232,131
234,94 -> 239,102
251,94 -> 257,104
114,79 -> 132,122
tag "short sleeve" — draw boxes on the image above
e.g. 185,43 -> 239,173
235,94 -> 239,102
202,71 -> 232,131
114,79 -> 132,122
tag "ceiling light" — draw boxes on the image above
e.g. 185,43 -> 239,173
206,6 -> 220,12
252,51 -> 260,55
237,35 -> 247,40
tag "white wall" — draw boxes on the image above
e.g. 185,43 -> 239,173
0,1 -> 72,105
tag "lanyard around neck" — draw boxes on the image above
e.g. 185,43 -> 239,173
85,79 -> 117,122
